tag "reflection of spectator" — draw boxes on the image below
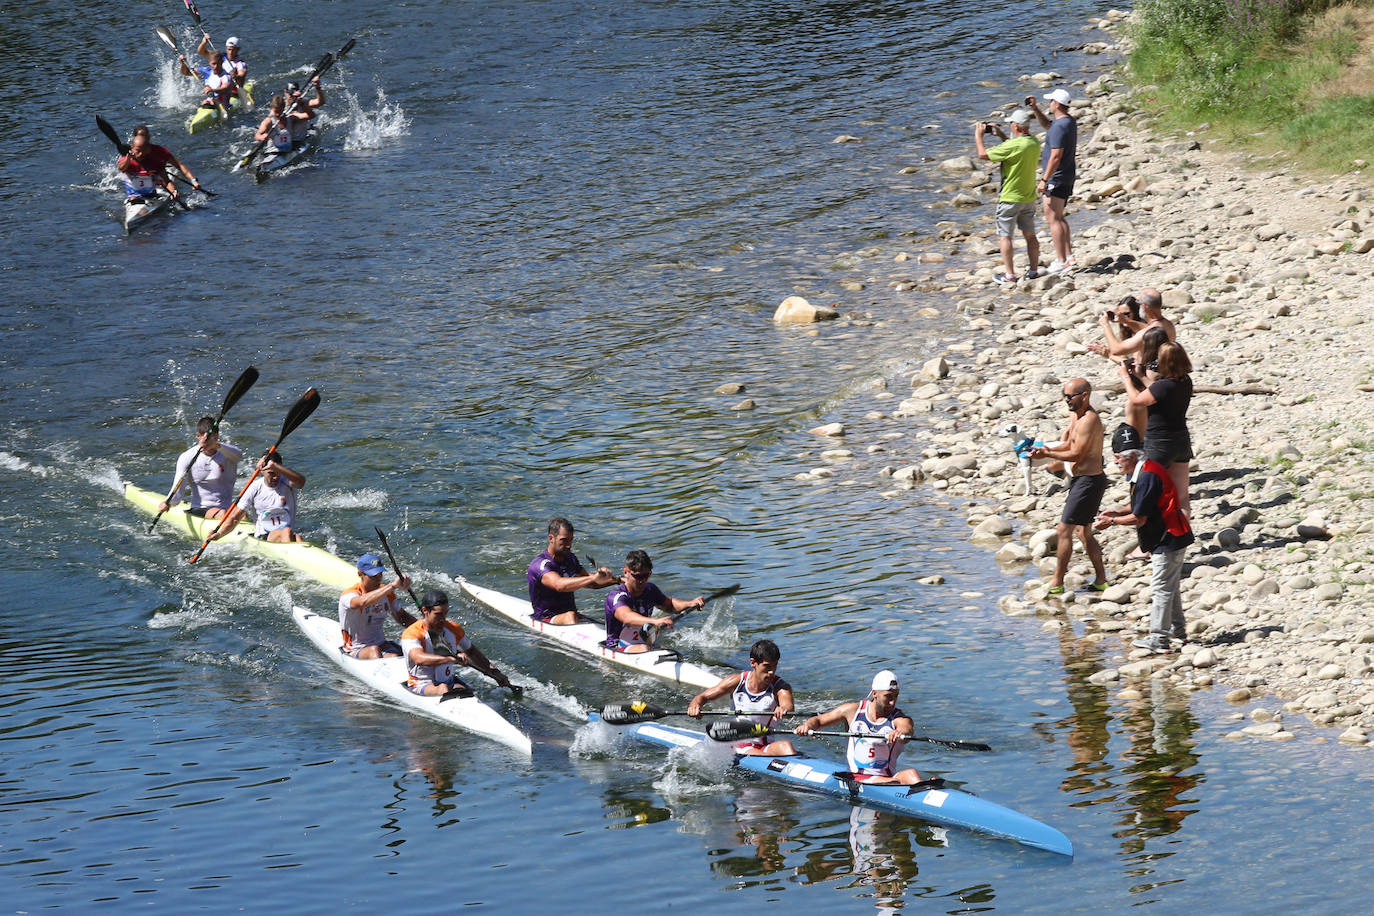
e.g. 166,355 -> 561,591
1030,378 -> 1107,594
1027,88 -> 1077,272
1095,425 -> 1194,655
974,110 -> 1041,284
1122,341 -> 1194,520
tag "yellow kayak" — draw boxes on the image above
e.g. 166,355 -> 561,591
186,81 -> 255,134
124,482 -> 356,589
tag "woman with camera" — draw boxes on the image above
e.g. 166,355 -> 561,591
1120,340 -> 1194,521
1087,288 -> 1176,362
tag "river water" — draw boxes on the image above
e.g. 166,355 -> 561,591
3,0 -> 1373,910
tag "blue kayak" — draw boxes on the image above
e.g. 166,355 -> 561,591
592,713 -> 1073,857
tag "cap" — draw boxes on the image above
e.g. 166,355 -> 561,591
1111,423 -> 1144,455
871,670 -> 899,692
285,81 -> 301,94
357,553 -> 385,576
225,36 -> 240,48
1043,88 -> 1072,106
1006,109 -> 1033,126
421,589 -> 450,608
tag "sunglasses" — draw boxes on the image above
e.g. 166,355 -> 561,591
626,569 -> 651,581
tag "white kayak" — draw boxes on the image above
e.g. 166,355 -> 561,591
255,128 -> 319,180
457,577 -> 724,690
293,606 -> 532,754
123,192 -> 176,233
124,482 -> 358,590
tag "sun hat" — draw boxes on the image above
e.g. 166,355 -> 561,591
1006,109 -> 1033,126
871,670 -> 899,692
1043,88 -> 1072,106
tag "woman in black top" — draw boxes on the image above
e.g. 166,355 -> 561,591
1121,341 -> 1193,519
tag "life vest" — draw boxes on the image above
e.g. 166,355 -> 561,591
1142,459 -> 1190,536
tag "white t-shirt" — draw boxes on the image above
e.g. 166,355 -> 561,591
169,441 -> 242,510
236,476 -> 297,536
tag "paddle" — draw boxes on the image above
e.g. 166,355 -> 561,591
643,583 -> 740,645
374,526 -> 423,608
149,366 -> 259,533
601,701 -> 813,726
188,386 -> 320,563
95,114 -> 193,211
706,719 -> 992,752
171,173 -> 217,196
234,39 -> 354,172
158,25 -> 228,124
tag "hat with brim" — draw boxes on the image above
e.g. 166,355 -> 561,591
1006,109 -> 1033,126
1043,88 -> 1072,106
871,670 -> 899,692
356,553 -> 385,576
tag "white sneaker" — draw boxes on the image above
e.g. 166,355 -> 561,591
1046,259 -> 1067,274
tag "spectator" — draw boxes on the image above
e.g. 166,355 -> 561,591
1026,88 -> 1077,272
1122,340 -> 1194,520
974,110 -> 1041,284
1030,378 -> 1108,595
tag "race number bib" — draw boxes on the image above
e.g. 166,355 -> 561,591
262,507 -> 291,530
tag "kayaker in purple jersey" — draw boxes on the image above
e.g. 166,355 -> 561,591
604,549 -> 702,653
526,517 -> 615,625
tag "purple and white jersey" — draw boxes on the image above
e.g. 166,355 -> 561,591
526,550 -> 586,621
846,699 -> 908,777
604,582 -> 667,648
732,671 -> 790,725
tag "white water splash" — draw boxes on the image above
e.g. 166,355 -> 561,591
340,89 -> 409,151
569,718 -> 624,758
672,598 -> 739,653
0,451 -> 57,478
308,487 -> 388,510
505,673 -> 586,723
154,55 -> 198,110
148,600 -> 228,631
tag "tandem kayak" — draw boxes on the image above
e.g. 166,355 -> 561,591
186,82 -> 254,134
294,606 -> 532,754
123,192 -> 176,233
255,128 -> 319,180
457,577 -> 724,690
124,482 -> 357,589
595,714 -> 1073,857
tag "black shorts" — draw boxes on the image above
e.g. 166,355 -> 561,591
1045,179 -> 1074,200
1145,434 -> 1193,466
1061,474 -> 1108,526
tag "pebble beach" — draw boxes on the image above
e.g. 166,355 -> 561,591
781,10 -> 1374,749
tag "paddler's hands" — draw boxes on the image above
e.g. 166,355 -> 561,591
687,596 -> 705,610
647,615 -> 673,631
591,567 -> 616,587
687,695 -> 705,718
795,717 -> 818,736
390,574 -> 411,594
158,500 -> 171,513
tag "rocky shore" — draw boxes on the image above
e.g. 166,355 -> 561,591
781,12 -> 1374,746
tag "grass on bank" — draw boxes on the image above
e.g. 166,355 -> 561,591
1128,0 -> 1374,173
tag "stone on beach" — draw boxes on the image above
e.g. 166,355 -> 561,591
774,296 -> 838,325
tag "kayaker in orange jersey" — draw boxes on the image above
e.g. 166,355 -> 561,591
338,553 -> 416,660
795,671 -> 923,786
157,415 -> 242,519
283,76 -> 325,142
402,590 -> 513,695
115,125 -> 201,202
254,95 -> 312,153
178,48 -> 235,112
689,638 -> 797,757
209,452 -> 305,543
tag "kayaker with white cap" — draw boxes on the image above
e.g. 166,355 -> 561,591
338,553 -> 416,660
795,670 -> 922,785
178,48 -> 236,114
194,33 -> 249,96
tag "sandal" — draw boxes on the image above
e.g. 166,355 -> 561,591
1046,585 -> 1066,595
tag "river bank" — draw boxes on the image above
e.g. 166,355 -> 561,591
791,11 -> 1374,748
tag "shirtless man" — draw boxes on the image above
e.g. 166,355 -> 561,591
211,452 -> 305,543
1031,378 -> 1108,595
1088,289 -> 1176,362
338,553 -> 416,659
795,671 -> 922,786
401,590 -> 513,695
158,416 -> 242,519
603,549 -> 702,654
688,639 -> 797,757
526,517 -> 614,625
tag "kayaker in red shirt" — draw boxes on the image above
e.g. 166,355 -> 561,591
115,126 -> 201,202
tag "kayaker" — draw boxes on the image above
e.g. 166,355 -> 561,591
196,33 -> 248,97
526,517 -> 615,625
210,452 -> 305,543
284,77 -> 325,141
604,549 -> 703,654
157,416 -> 242,519
338,553 -> 416,660
178,49 -> 235,114
115,125 -> 201,202
254,96 -> 311,153
688,638 -> 797,757
795,671 -> 922,786
402,590 -> 514,695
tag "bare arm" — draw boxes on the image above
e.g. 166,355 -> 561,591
795,702 -> 858,735
541,566 -> 613,593
688,672 -> 744,717
1121,365 -> 1158,407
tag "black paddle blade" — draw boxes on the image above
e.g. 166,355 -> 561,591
218,366 -> 258,419
438,684 -> 476,703
155,25 -> 178,51
336,38 -> 356,61
95,116 -> 130,154
707,719 -> 769,742
911,736 -> 993,753
703,583 -> 741,604
274,387 -> 320,444
600,701 -> 668,725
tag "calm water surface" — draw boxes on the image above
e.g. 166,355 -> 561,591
3,0 -> 1373,911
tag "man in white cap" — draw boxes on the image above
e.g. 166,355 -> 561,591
974,109 -> 1042,284
195,33 -> 250,102
337,553 -> 416,659
1026,87 -> 1077,273
795,670 -> 922,785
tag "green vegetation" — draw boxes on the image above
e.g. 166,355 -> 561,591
1129,0 -> 1374,172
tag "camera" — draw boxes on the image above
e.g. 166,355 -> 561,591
1105,309 -> 1116,321
1123,356 -> 1136,373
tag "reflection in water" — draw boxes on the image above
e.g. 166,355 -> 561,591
709,786 -> 799,876
1044,614 -> 1202,894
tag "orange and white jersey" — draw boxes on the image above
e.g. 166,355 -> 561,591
337,583 -> 401,652
401,620 -> 472,689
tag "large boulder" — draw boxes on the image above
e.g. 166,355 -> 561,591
773,296 -> 838,325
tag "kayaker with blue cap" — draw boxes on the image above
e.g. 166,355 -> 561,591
210,452 -> 305,543
158,415 -> 242,519
795,670 -> 922,786
527,517 -> 616,626
338,553 -> 416,659
402,590 -> 513,695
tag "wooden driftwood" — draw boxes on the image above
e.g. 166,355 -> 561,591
1098,382 -> 1276,396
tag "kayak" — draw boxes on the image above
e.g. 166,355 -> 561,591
457,577 -> 723,690
294,606 -> 532,754
186,82 -> 254,134
255,128 -> 319,180
123,482 -> 357,590
595,714 -> 1074,856
123,192 -> 176,233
